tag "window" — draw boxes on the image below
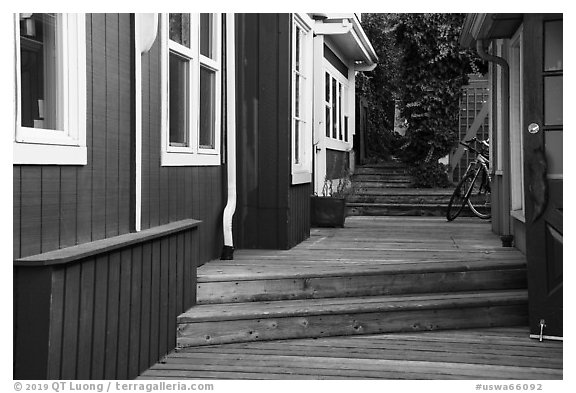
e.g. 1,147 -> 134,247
14,13 -> 87,165
291,14 -> 313,184
161,13 -> 221,166
324,65 -> 350,146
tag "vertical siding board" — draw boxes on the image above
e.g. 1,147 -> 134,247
46,268 -> 66,378
183,230 -> 193,307
91,255 -> 109,379
77,14 -> 93,245
141,49 -> 151,230
105,14 -> 120,238
13,167 -> 21,259
150,40 -> 164,226
60,167 -> 77,249
176,232 -> 185,313
139,242 -> 152,372
116,248 -> 132,379
76,259 -> 96,379
41,167 -> 61,253
104,252 -> 121,379
168,169 -> 177,221
61,264 -> 81,379
118,13 -> 132,234
158,237 -> 170,357
149,240 -> 161,364
20,167 -> 42,257
91,13 -> 108,241
128,245 -> 143,379
191,167 -> 201,265
168,236 -> 178,349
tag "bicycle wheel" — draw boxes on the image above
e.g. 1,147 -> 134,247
446,171 -> 474,221
467,168 -> 491,219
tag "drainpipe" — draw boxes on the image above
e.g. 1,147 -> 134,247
476,39 -> 512,242
221,13 -> 237,260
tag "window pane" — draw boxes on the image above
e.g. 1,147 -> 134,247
338,83 -> 343,140
294,120 -> 300,164
200,13 -> 213,58
199,66 -> 216,149
295,75 -> 300,118
325,72 -> 330,102
344,116 -> 349,142
169,13 -> 190,48
169,53 -> 189,146
544,76 -> 563,126
545,130 -> 562,176
544,20 -> 562,71
19,13 -> 58,129
295,26 -> 301,72
325,104 -> 331,137
332,78 -> 337,138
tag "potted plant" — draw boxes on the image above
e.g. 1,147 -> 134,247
311,170 -> 354,228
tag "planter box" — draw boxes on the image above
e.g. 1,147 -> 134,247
311,196 -> 346,228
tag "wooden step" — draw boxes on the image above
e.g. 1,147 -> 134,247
347,194 -> 453,204
354,167 -> 409,175
197,259 -> 526,304
176,290 -> 528,347
353,174 -> 413,182
353,181 -> 414,189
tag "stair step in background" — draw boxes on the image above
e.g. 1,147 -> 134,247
177,290 -> 528,347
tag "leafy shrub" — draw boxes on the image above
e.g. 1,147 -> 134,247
408,161 -> 451,188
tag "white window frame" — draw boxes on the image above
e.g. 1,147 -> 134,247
13,13 -> 87,165
324,61 -> 351,152
509,26 -> 525,222
160,13 -> 222,166
291,13 -> 313,184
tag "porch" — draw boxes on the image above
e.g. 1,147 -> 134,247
138,217 -> 562,380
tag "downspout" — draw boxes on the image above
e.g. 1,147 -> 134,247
476,39 -> 512,241
221,13 -> 237,260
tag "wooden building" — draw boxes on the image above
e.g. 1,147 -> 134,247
12,13 -> 376,379
460,13 -> 563,341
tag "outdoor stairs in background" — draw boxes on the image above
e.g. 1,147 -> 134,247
175,218 -> 528,348
347,161 -> 461,217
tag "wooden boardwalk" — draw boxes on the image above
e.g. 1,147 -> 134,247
139,327 -> 562,380
138,217 -> 562,380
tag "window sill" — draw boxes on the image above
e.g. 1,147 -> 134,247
161,151 -> 221,166
292,171 -> 312,185
13,142 -> 87,165
510,209 -> 526,223
14,219 -> 201,267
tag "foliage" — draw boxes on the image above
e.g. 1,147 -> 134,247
321,170 -> 355,198
357,13 -> 487,187
392,13 -> 486,164
408,161 -> 451,188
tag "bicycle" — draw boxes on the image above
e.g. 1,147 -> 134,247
446,137 -> 492,221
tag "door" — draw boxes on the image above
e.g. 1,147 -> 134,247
522,14 -> 563,339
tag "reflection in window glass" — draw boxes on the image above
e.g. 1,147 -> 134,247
19,13 -> 58,129
200,14 -> 213,58
169,13 -> 191,48
545,131 -> 563,176
169,53 -> 189,146
544,20 -> 563,71
332,78 -> 337,139
199,66 -> 215,149
294,121 -> 300,164
544,76 -> 563,126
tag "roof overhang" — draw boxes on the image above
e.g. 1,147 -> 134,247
460,13 -> 524,48
311,13 -> 378,71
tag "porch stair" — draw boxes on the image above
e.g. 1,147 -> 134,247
347,162 -> 468,217
176,217 -> 528,348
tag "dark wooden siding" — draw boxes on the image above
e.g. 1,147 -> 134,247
140,20 -> 224,265
13,228 -> 198,380
234,13 -> 309,250
287,182 -> 312,248
13,14 -> 133,260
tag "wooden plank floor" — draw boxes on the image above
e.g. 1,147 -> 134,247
139,217 -> 562,379
198,216 -> 526,282
139,327 -> 562,380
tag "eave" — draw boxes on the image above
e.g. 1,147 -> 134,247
312,13 -> 378,71
460,13 -> 524,48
